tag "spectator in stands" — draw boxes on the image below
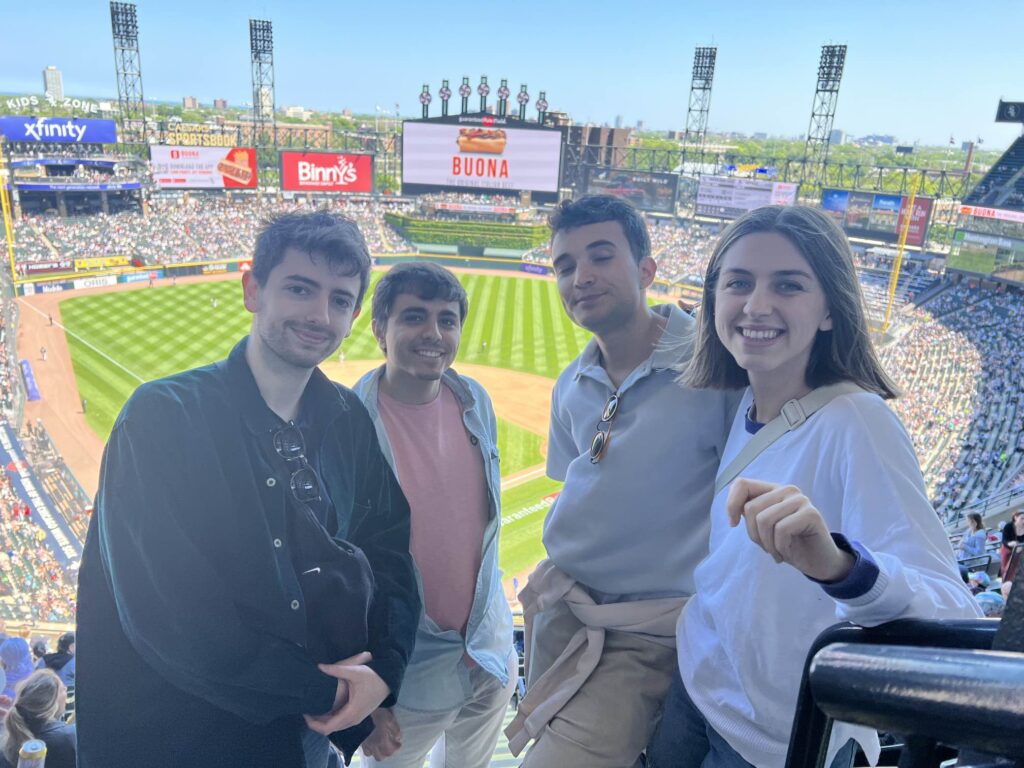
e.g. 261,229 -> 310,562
648,205 -> 980,768
354,263 -> 516,768
506,196 -> 738,768
957,512 -> 988,562
38,632 -> 74,688
0,639 -> 34,701
0,669 -> 75,768
967,571 -> 991,595
1000,511 -> 1024,579
75,211 -> 419,768
30,640 -> 46,667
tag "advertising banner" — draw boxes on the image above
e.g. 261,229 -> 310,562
433,202 -> 517,215
74,256 -> 130,271
15,182 -> 140,192
583,168 -> 679,213
280,151 -> 374,193
695,176 -> 798,219
23,259 -> 74,276
150,146 -> 258,189
0,116 -> 117,144
960,204 -> 1024,225
402,118 -> 562,194
72,275 -> 118,290
822,189 -> 933,247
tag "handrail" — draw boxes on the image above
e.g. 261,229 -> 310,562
809,644 -> 1024,762
784,619 -> 1000,768
946,483 -> 1024,530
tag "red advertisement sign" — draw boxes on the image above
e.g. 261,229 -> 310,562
896,196 -> 934,248
280,152 -> 373,193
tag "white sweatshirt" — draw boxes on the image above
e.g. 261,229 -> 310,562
678,388 -> 982,768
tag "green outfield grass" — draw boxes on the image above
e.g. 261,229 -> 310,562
59,272 -> 581,574
60,274 -> 593,438
499,476 -> 563,578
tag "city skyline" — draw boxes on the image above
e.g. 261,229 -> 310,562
1,0 -> 1023,150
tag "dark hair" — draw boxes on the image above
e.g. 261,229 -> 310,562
548,194 -> 651,264
684,205 -> 899,399
56,632 -> 74,654
252,210 -> 372,307
967,512 -> 983,531
3,670 -> 63,766
371,262 -> 469,328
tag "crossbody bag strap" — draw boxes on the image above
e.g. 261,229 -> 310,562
714,382 -> 865,496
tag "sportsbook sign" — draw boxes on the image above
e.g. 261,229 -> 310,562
402,120 -> 562,194
0,116 -> 117,144
280,152 -> 373,193
150,146 -> 258,189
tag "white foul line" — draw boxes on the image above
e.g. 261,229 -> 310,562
20,299 -> 146,384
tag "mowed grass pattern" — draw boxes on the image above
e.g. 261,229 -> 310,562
60,273 -> 592,439
60,272 -> 588,579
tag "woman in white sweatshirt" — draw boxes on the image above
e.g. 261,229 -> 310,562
647,205 -> 980,768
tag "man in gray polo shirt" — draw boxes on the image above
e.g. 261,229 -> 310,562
507,195 -> 737,768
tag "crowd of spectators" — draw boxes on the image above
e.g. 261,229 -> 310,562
886,283 -> 1024,519
0,474 -> 76,624
12,196 -> 418,267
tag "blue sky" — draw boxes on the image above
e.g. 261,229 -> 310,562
3,0 -> 1023,149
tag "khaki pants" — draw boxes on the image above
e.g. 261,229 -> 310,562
519,609 -> 677,768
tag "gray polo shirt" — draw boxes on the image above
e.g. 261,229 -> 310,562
543,303 -> 740,600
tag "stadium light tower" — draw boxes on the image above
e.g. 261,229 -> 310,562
681,46 -> 716,178
419,85 -> 432,119
249,19 -> 276,147
459,77 -> 471,115
802,44 -> 847,193
110,2 -> 147,145
439,80 -> 451,117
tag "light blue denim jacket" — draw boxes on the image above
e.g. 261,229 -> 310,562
353,366 -> 515,712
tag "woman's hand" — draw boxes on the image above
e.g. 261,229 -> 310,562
727,478 -> 855,582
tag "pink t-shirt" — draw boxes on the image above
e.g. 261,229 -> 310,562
378,384 -> 489,635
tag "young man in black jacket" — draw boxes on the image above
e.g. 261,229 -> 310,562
76,211 -> 420,768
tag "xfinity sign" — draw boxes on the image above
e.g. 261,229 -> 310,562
0,116 -> 117,144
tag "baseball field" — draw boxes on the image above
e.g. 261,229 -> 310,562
54,271 -> 592,582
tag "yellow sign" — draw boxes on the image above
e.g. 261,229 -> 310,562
74,256 -> 130,270
164,123 -> 238,147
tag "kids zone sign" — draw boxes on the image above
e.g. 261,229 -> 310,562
0,116 -> 117,143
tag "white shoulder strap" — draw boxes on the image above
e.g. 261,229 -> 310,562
714,382 -> 865,496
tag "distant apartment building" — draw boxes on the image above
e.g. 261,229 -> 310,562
283,105 -> 312,120
182,96 -> 199,109
42,66 -> 63,102
830,128 -> 847,145
214,98 -> 228,109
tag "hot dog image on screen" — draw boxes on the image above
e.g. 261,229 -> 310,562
216,149 -> 253,185
456,128 -> 507,154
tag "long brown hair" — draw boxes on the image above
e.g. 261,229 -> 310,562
3,670 -> 63,766
683,205 -> 899,398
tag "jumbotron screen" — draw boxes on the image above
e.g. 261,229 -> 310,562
695,176 -> 799,219
401,116 -> 563,199
821,189 -> 934,247
583,168 -> 679,213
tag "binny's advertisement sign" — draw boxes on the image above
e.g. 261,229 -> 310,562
280,151 -> 374,193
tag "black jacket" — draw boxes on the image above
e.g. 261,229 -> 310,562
0,721 -> 77,768
76,339 -> 420,767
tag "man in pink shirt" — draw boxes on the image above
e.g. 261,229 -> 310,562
354,262 -> 516,768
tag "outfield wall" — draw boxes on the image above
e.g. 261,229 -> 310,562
14,252 -> 695,300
